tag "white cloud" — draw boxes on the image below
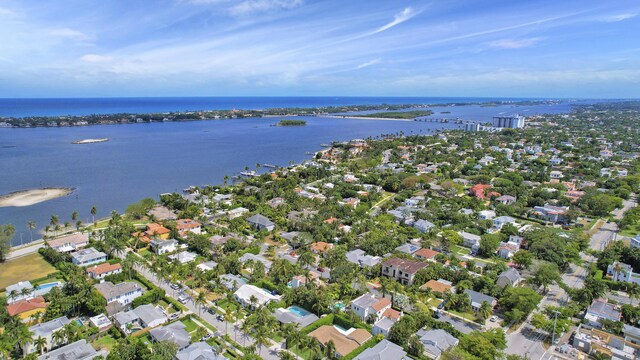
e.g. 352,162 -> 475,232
81,54 -> 113,63
229,0 -> 303,16
356,58 -> 381,69
0,7 -> 16,17
489,38 -> 541,49
602,13 -> 637,22
48,28 -> 91,41
373,7 -> 418,34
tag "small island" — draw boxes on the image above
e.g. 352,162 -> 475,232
276,120 -> 307,126
72,138 -> 109,144
0,188 -> 73,207
351,110 -> 434,119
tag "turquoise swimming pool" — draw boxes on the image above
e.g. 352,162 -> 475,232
36,282 -> 60,291
288,306 -> 311,317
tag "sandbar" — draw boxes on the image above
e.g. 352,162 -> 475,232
0,188 -> 73,207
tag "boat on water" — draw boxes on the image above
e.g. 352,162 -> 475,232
72,138 -> 109,144
240,170 -> 258,177
261,163 -> 277,168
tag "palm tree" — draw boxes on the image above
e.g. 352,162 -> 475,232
27,221 -> 36,243
33,336 -> 47,355
324,340 -> 336,359
195,291 -> 208,316
50,215 -> 59,236
51,329 -> 65,348
249,295 -> 258,310
90,205 -> 97,225
478,301 -> 492,322
281,323 -> 300,350
298,251 -> 315,269
628,283 -> 640,306
71,211 -> 78,223
224,305 -> 235,335
253,324 -> 271,357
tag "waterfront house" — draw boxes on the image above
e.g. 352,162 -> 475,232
23,316 -> 70,355
350,293 -> 392,322
149,322 -> 191,350
47,232 -> 89,253
246,214 -> 275,231
70,247 -> 107,267
464,289 -> 497,312
354,339 -> 407,360
233,284 -> 281,309
149,239 -> 178,255
86,262 -> 122,280
381,258 -> 429,286
94,281 -> 142,306
497,268 -> 523,288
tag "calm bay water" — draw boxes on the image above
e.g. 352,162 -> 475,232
0,97 -> 580,245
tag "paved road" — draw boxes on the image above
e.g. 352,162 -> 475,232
6,240 -> 45,260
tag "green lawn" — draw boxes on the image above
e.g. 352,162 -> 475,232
449,310 -> 478,322
621,224 -> 640,237
0,253 -> 57,290
291,345 -> 311,359
92,334 -> 117,351
181,318 -> 199,333
427,298 -> 443,308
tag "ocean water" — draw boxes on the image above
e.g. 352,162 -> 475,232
0,97 -> 582,245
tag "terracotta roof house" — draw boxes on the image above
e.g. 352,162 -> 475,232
311,241 -> 334,254
309,325 -> 372,358
176,219 -> 202,237
414,248 -> 441,262
145,223 -> 171,239
419,279 -> 453,294
86,262 -> 123,280
382,258 -> 429,285
7,296 -> 47,320
469,184 -> 491,199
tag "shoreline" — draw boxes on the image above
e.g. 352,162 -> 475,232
0,187 -> 74,207
324,115 -> 414,121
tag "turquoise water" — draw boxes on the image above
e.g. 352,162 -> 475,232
333,324 -> 348,332
35,282 -> 59,291
288,306 -> 311,317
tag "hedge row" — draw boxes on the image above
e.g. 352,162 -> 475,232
301,314 -> 335,335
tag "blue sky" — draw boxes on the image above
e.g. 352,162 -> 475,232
0,0 -> 639,98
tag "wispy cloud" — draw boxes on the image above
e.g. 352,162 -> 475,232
48,28 -> 91,41
373,7 -> 418,34
356,58 -> 381,69
80,54 -> 113,63
489,38 -> 542,49
602,13 -> 637,22
229,0 -> 303,16
0,7 -> 16,17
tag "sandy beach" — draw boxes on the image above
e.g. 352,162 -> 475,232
0,188 -> 73,207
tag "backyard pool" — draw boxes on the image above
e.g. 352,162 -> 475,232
288,306 -> 312,317
36,281 -> 61,291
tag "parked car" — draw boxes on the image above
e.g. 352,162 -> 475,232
170,283 -> 181,290
490,315 -> 498,322
216,315 -> 224,322
178,294 -> 189,304
201,333 -> 213,341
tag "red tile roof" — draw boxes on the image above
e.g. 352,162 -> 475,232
414,248 -> 440,260
7,296 -> 47,316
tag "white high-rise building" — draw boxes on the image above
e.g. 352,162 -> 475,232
492,114 -> 525,128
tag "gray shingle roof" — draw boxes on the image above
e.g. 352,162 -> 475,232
464,289 -> 496,307
419,329 -> 459,358
354,339 -> 407,360
37,339 -> 107,360
176,342 -> 228,360
149,322 -> 191,349
30,316 -> 70,338
246,214 -> 274,227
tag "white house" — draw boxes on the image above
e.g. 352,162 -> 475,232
458,231 -> 481,249
607,262 -> 640,285
350,293 -> 392,322
478,210 -> 496,220
233,284 -> 281,309
70,248 -> 107,267
94,281 -> 143,306
228,207 -> 249,219
493,216 -> 517,229
150,239 -> 179,255
46,233 -> 89,253
23,316 -> 70,355
168,251 -> 197,264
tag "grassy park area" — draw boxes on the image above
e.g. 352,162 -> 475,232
0,253 -> 57,290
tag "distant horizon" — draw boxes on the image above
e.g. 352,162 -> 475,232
0,95 -> 638,100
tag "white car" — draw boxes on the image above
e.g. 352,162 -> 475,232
490,315 -> 498,322
178,294 -> 189,304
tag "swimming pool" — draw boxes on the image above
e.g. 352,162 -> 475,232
288,306 -> 312,317
36,282 -> 60,291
